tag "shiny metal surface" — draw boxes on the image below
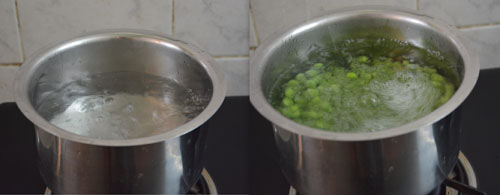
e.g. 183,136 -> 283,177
43,168 -> 218,194
250,6 -> 479,195
15,30 -> 226,194
288,152 -> 477,195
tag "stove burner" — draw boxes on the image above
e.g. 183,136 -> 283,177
44,168 -> 217,195
430,151 -> 482,195
288,151 -> 479,195
189,169 -> 218,195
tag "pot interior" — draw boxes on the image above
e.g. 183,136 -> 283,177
26,33 -> 213,139
259,10 -> 467,132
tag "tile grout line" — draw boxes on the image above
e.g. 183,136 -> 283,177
416,0 -> 420,10
458,22 -> 500,30
14,0 -> 26,62
0,63 -> 22,66
171,0 -> 175,35
249,0 -> 261,47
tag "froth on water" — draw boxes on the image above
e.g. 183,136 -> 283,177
36,72 -> 211,139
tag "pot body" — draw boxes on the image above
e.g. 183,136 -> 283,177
250,6 -> 479,195
15,30 -> 226,194
274,108 -> 461,195
36,124 -> 207,194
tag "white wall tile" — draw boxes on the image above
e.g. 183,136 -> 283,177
0,0 -> 22,63
420,0 -> 500,27
216,58 -> 249,96
17,0 -> 172,58
174,0 -> 249,56
0,65 -> 19,103
251,0 -> 416,44
462,26 -> 500,69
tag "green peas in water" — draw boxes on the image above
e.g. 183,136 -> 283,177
275,54 -> 456,132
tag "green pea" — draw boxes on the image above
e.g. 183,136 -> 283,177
288,79 -> 299,87
313,63 -> 324,69
305,88 -> 319,97
318,101 -> 331,111
359,56 -> 369,63
311,96 -> 321,104
294,96 -> 306,104
282,98 -> 293,106
442,83 -> 454,101
432,81 -> 443,88
284,87 -> 295,98
305,69 -> 319,77
347,72 -> 357,79
284,105 -> 300,118
296,73 -> 306,82
304,111 -> 319,119
306,79 -> 318,88
431,74 -> 444,82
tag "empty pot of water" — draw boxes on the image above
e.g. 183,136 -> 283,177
14,30 -> 226,194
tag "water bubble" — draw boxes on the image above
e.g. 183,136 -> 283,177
122,104 -> 134,113
42,72 -> 209,139
104,97 -> 114,103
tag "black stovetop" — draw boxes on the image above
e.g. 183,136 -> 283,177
1,68 -> 500,194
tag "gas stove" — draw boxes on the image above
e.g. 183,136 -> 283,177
1,69 -> 500,194
287,152 -> 481,195
44,169 -> 217,195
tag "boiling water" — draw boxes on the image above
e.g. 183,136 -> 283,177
269,38 -> 458,132
36,72 -> 210,139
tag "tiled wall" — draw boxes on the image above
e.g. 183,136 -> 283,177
250,0 -> 500,69
0,0 -> 249,103
1,0 -> 499,103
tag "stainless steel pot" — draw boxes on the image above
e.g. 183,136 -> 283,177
250,7 -> 479,195
14,30 -> 226,194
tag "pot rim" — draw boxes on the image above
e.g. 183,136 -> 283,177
14,29 -> 226,147
250,6 -> 479,141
